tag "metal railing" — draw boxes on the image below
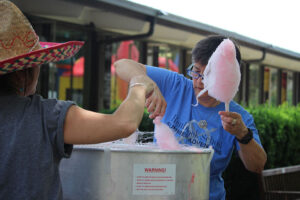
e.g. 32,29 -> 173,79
261,165 -> 300,200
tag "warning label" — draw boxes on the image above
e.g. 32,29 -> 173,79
133,164 -> 176,195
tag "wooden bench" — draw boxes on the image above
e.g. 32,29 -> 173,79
261,165 -> 300,200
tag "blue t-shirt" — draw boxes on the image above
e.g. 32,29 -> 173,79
0,93 -> 74,200
146,66 -> 262,200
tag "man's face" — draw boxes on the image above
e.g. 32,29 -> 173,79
192,63 -> 208,98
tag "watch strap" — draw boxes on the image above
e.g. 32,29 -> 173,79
236,128 -> 253,144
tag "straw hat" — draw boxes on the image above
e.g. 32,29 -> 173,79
0,0 -> 84,75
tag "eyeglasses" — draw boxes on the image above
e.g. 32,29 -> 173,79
186,64 -> 204,80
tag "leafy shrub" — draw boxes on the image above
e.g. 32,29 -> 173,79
247,103 -> 300,169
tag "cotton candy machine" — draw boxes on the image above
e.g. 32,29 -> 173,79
59,141 -> 214,200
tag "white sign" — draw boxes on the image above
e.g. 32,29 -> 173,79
133,164 -> 176,195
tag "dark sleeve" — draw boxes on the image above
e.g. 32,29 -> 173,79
44,99 -> 76,158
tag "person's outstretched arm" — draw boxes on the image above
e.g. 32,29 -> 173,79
63,76 -> 149,144
114,59 -> 166,118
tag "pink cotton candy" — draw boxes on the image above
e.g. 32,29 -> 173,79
196,39 -> 241,111
153,117 -> 181,150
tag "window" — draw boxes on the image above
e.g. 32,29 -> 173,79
282,71 -> 293,105
248,64 -> 259,106
33,19 -> 86,107
269,67 -> 278,106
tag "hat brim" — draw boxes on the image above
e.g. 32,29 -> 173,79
0,41 -> 84,75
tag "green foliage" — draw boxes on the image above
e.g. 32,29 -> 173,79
247,103 -> 300,169
138,111 -> 154,131
100,108 -> 117,114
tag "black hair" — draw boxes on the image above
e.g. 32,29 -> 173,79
191,35 -> 241,66
0,67 -> 34,95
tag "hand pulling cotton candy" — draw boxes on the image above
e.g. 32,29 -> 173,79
194,39 -> 241,111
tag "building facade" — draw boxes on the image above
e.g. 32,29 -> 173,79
12,0 -> 300,111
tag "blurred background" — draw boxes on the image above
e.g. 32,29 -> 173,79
10,0 -> 300,111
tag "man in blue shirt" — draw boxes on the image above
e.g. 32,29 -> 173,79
115,35 -> 267,200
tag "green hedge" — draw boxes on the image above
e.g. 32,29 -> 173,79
247,104 -> 300,169
101,104 -> 300,169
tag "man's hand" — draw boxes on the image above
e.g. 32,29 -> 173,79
129,75 -> 167,119
219,111 -> 248,139
145,84 -> 167,119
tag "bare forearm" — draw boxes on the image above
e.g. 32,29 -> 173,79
113,85 -> 146,133
64,86 -> 147,144
238,140 -> 267,173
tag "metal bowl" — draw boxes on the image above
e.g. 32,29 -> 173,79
60,143 -> 213,200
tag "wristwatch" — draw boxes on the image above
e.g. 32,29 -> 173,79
236,128 -> 253,144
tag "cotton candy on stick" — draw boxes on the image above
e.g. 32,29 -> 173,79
195,39 -> 241,111
153,116 -> 181,150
